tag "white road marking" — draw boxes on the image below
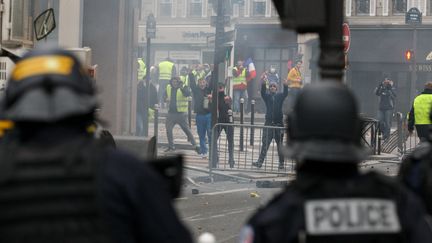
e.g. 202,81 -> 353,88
198,188 -> 252,196
186,207 -> 256,222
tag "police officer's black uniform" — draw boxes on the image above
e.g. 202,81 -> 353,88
0,49 -> 193,243
240,83 -> 432,243
398,109 -> 432,215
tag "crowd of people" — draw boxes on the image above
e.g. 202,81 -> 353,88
136,57 -> 305,167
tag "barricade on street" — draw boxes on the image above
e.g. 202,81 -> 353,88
394,112 -> 419,156
209,123 -> 296,176
360,116 -> 380,154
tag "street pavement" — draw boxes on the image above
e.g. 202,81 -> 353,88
141,111 -> 412,242
176,173 -> 281,243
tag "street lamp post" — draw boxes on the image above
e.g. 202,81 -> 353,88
143,13 -> 156,137
405,7 -> 422,103
210,1 -> 226,128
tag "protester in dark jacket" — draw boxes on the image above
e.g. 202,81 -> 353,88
189,73 -> 212,158
211,82 -> 235,168
252,81 -> 288,169
136,81 -> 157,136
375,77 -> 396,140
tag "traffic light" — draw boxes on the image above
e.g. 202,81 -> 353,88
272,0 -> 326,33
405,50 -> 414,61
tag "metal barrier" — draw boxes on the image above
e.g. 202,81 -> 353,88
250,100 -> 255,146
396,112 -> 419,156
381,112 -> 406,155
209,123 -> 296,176
360,117 -> 380,155
239,98 -> 244,151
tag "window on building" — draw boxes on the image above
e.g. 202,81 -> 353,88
392,0 -> 407,14
354,0 -> 370,15
254,47 -> 295,83
11,0 -> 32,42
252,0 -> 266,16
159,0 -> 172,17
189,0 -> 202,17
430,0 -> 432,15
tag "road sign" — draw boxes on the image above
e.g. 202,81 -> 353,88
342,23 -> 350,54
406,7 -> 422,24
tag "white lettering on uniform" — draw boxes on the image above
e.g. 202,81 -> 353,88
305,199 -> 400,235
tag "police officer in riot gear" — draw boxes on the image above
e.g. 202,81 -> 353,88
398,107 -> 432,215
0,48 -> 193,243
240,82 -> 432,243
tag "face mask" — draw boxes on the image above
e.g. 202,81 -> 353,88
270,68 -> 276,73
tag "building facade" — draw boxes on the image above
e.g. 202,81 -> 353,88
343,0 -> 432,116
139,0 -> 303,104
139,0 -> 432,123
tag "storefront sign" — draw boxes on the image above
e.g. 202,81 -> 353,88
409,64 -> 432,72
169,51 -> 201,60
138,25 -> 214,44
155,50 -> 201,65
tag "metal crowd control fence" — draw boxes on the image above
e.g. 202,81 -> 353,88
209,123 -> 296,177
250,100 -> 255,146
360,117 -> 380,155
396,112 -> 419,156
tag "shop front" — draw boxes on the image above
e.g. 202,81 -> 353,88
344,26 -> 432,117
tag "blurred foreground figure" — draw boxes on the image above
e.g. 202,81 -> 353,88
240,82 -> 432,243
0,49 -> 192,243
399,109 -> 432,215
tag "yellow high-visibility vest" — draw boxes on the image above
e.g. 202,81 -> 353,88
137,58 -> 146,80
166,85 -> 188,112
233,67 -> 246,86
413,94 -> 432,124
159,61 -> 174,80
180,74 -> 189,87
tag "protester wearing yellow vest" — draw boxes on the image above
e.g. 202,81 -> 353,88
137,58 -> 146,80
179,66 -> 191,87
163,76 -> 199,153
285,59 -> 303,114
408,82 -> 432,141
232,60 -> 248,112
158,58 -> 177,108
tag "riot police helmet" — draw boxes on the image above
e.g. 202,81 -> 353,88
1,48 -> 97,123
285,82 -> 369,163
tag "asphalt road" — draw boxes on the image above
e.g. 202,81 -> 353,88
175,178 -> 282,243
